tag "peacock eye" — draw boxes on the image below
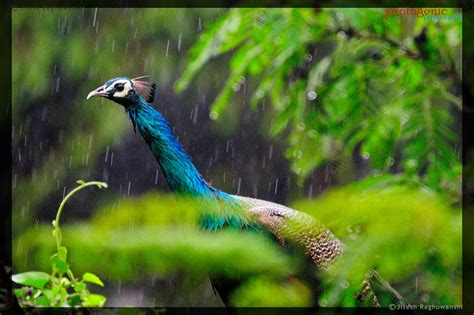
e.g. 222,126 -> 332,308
115,83 -> 124,92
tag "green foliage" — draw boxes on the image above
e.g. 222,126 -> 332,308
230,277 -> 312,306
13,175 -> 461,306
292,175 -> 461,306
12,272 -> 50,290
176,8 -> 461,199
14,193 -> 296,283
12,180 -> 108,307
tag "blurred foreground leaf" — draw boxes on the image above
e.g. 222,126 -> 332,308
292,175 -> 461,306
12,271 -> 50,289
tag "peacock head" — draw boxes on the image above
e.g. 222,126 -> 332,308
87,76 -> 156,106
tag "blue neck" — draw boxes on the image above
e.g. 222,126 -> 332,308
127,98 -> 214,196
125,97 -> 252,229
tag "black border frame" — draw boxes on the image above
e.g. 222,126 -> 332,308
2,0 -> 472,313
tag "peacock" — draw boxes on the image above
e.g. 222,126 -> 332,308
87,76 -> 403,307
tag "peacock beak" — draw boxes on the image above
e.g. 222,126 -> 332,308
87,85 -> 107,100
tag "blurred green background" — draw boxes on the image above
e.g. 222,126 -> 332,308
12,8 -> 462,306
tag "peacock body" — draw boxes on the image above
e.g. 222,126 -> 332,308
87,76 -> 390,306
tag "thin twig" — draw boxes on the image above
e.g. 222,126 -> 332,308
368,269 -> 409,306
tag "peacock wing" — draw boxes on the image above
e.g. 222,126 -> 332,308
232,195 -> 344,270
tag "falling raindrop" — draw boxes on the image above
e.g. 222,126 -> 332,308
274,178 -> 279,194
304,53 -> 313,62
92,8 -> 98,27
125,41 -> 129,54
103,168 -> 109,182
178,33 -> 182,52
268,144 -> 273,159
361,152 -> 370,160
237,177 -> 242,194
55,77 -> 60,93
337,30 -> 346,39
94,37 -> 100,52
193,105 -> 199,124
165,39 -> 170,57
88,134 -> 93,149
307,91 -> 317,101
104,146 -> 109,162
85,152 -> 90,166
209,111 -> 219,120
12,173 -> 17,189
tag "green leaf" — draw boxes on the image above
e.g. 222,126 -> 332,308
69,294 -> 81,307
12,271 -> 50,289
50,256 -> 70,276
42,288 -> 53,302
82,273 -> 104,287
73,281 -> 86,292
36,295 -> 51,306
58,246 -> 68,261
14,288 -> 27,299
174,9 -> 258,93
82,294 -> 106,307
